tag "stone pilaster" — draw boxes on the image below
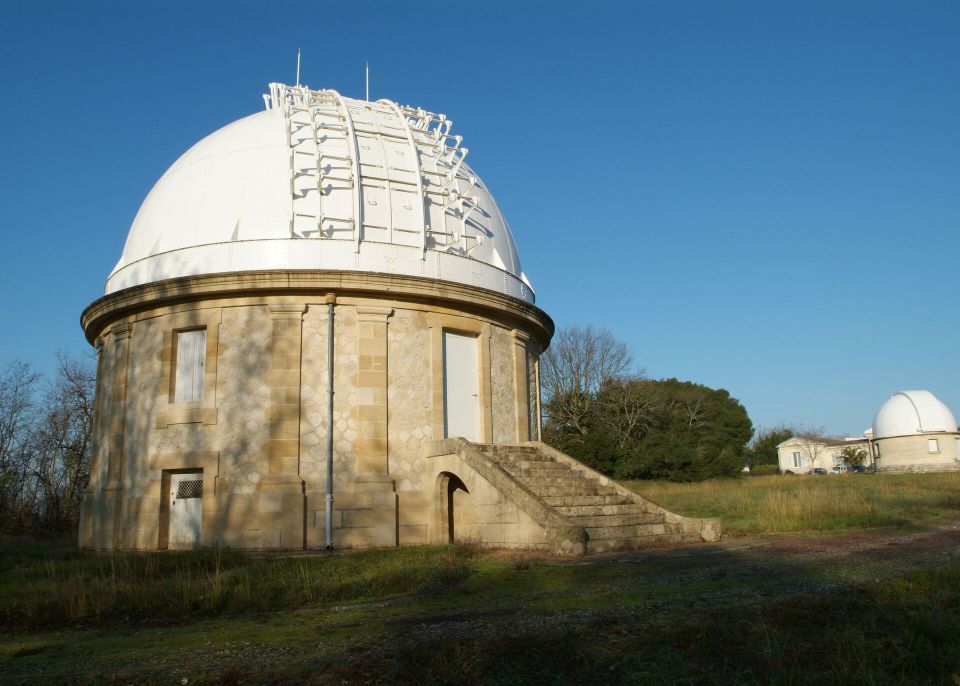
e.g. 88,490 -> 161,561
345,305 -> 397,547
512,330 -> 531,443
257,303 -> 307,549
354,306 -> 393,477
103,322 -> 132,548
265,304 -> 306,475
77,336 -> 106,548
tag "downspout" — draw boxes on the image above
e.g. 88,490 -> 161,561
325,293 -> 336,549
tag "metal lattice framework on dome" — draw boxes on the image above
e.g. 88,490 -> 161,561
106,82 -> 532,302
265,83 -> 483,259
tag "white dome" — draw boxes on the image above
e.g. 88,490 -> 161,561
106,83 -> 535,302
872,390 -> 958,439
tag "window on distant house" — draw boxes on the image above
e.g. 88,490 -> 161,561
873,443 -> 880,458
928,438 -> 939,454
173,329 -> 206,403
792,451 -> 802,468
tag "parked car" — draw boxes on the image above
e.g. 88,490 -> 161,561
831,465 -> 847,474
812,468 -> 828,475
850,465 -> 867,474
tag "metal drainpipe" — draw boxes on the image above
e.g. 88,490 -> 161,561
325,293 -> 336,549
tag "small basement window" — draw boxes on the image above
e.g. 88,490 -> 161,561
928,438 -> 940,454
174,329 -> 206,403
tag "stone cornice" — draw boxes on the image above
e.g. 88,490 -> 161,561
82,270 -> 554,349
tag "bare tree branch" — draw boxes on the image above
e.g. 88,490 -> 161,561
540,325 -> 634,440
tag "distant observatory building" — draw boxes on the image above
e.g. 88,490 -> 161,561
776,389 -> 959,474
870,390 -> 960,472
79,83 -> 716,553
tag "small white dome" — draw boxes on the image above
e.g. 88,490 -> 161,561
872,390 -> 958,439
106,83 -> 534,302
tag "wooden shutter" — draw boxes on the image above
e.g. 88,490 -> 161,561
174,330 -> 206,403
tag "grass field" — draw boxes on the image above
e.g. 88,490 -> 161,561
3,473 -> 960,684
0,541 -> 474,630
622,471 -> 960,535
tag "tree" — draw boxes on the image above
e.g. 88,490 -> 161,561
549,375 -> 753,482
840,445 -> 867,466
540,324 -> 754,482
29,353 -> 96,530
0,353 -> 95,534
0,361 -> 41,531
793,430 -> 829,471
611,379 -> 753,482
540,325 -> 633,442
747,426 -> 795,467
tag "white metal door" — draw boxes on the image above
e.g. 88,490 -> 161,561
169,473 -> 203,549
443,332 -> 479,441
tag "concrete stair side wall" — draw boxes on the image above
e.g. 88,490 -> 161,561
426,438 -> 721,555
521,441 -> 721,542
425,439 -> 587,555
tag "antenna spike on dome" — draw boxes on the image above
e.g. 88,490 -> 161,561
296,48 -> 301,87
365,61 -> 370,101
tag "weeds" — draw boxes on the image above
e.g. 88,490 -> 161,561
3,531 -> 960,684
0,542 -> 476,630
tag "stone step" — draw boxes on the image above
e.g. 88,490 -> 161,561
511,474 -> 586,488
554,502 -> 652,517
529,484 -> 619,498
471,442 -> 713,554
503,468 -> 576,481
541,494 -> 636,507
567,512 -> 664,528
585,522 -> 671,540
500,460 -> 570,472
497,455 -> 558,466
585,532 -> 705,553
482,446 -> 540,455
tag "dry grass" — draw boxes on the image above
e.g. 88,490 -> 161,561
622,471 -> 960,535
0,542 -> 476,629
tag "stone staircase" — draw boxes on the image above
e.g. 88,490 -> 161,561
476,444 -> 718,553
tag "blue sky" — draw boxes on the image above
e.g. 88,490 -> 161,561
1,1 -> 958,436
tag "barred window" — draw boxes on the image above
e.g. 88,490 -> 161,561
176,479 -> 203,499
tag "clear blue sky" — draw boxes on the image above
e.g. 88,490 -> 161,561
1,0 -> 958,437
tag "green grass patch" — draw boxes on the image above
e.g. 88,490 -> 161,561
622,471 -> 960,535
0,541 -> 476,630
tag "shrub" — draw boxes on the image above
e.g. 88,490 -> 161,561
750,464 -> 781,476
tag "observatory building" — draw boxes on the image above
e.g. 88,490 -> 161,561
777,390 -> 960,474
78,83 -> 717,554
871,391 -> 960,472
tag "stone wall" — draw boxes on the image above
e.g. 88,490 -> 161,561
875,433 -> 960,473
78,273 -> 552,551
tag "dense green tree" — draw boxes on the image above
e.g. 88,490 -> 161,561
544,373 -> 754,482
746,426 -> 795,467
